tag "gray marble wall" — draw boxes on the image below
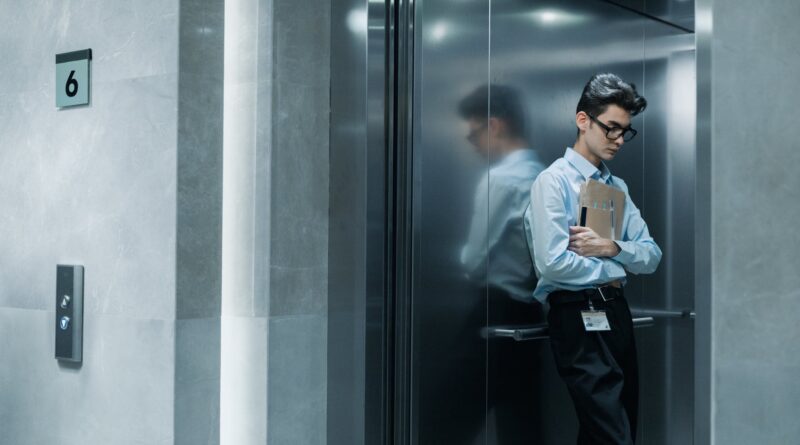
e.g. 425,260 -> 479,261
267,0 -> 330,443
710,1 -> 800,443
175,0 -> 224,443
0,0 -> 223,443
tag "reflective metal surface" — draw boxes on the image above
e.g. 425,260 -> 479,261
409,1 -> 491,442
488,317 -> 656,342
607,0 -> 695,31
639,22 -> 697,445
407,0 -> 696,443
694,0 -> 712,443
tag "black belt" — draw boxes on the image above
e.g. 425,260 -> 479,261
548,285 -> 624,305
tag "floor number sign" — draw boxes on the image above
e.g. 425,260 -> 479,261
56,49 -> 92,108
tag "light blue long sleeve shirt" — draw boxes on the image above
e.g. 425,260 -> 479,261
524,147 -> 662,303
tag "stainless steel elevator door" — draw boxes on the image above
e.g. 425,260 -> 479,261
410,1 -> 695,444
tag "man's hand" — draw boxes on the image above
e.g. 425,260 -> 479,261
568,226 -> 620,258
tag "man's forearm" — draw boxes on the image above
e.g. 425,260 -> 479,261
611,239 -> 662,274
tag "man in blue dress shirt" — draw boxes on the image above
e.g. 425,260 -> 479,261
527,73 -> 662,444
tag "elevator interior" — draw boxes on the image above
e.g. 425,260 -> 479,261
329,1 -> 697,443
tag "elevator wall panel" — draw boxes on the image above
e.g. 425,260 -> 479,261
409,0 -> 696,443
610,0 -> 695,31
488,1 -> 649,442
328,0 -> 372,443
639,26 -> 696,445
410,1 -> 491,442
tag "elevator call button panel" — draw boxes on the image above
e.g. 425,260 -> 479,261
55,265 -> 84,362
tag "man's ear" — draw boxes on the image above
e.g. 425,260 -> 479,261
486,117 -> 496,131
487,117 -> 505,137
575,111 -> 590,134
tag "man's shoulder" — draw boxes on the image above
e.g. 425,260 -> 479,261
536,157 -> 570,181
532,158 -> 571,193
609,174 -> 630,192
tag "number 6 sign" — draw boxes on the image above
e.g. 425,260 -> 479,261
56,49 -> 92,108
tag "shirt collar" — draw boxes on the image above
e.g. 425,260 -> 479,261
564,147 -> 612,182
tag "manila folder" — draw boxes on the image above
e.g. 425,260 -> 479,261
578,179 -> 626,240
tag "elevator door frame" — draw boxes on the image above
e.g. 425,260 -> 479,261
385,2 -> 710,445
328,0 -> 711,443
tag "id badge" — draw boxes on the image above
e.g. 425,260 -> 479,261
581,310 -> 611,331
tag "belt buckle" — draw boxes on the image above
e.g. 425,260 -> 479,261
597,286 -> 614,302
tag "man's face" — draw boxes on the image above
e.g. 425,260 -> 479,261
580,104 -> 631,162
465,117 -> 491,158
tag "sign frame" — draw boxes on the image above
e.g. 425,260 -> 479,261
55,49 -> 92,108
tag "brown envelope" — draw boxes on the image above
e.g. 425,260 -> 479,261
579,179 -> 626,240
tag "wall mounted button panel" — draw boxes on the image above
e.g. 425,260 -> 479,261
55,265 -> 83,362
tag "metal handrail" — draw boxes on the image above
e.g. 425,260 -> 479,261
631,308 -> 696,319
485,307 -> 695,341
487,317 -> 656,341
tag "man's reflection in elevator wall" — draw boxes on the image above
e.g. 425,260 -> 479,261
459,85 -> 544,303
458,84 -> 548,443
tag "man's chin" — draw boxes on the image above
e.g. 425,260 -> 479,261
602,150 -> 619,160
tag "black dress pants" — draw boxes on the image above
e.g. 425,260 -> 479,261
547,288 -> 639,444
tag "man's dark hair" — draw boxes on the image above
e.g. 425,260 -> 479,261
458,84 -> 526,138
576,73 -> 647,118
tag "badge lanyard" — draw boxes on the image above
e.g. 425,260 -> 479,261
581,288 -> 611,332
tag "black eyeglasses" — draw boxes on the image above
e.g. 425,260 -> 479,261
587,114 -> 638,142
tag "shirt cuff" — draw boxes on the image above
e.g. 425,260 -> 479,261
612,240 -> 636,265
603,257 -> 627,279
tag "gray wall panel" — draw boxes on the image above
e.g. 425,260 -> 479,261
175,1 -> 224,444
0,0 -> 181,440
0,0 -> 179,94
0,309 -> 175,445
0,0 -> 223,443
0,75 -> 178,319
176,318 -> 221,445
267,0 -> 331,443
268,314 -> 328,445
269,0 -> 330,318
177,0 -> 225,320
710,1 -> 800,442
